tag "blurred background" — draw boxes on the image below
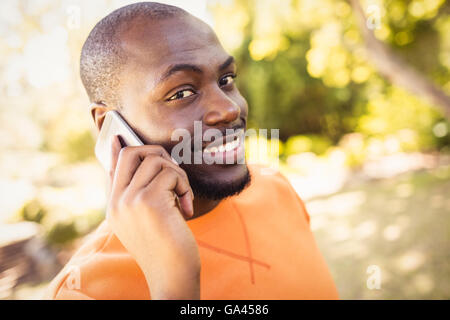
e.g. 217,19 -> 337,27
0,0 -> 449,299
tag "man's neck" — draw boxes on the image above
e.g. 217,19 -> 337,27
189,197 -> 221,220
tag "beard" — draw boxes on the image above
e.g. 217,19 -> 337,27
181,163 -> 251,201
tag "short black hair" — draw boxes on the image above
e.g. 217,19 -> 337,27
80,2 -> 187,108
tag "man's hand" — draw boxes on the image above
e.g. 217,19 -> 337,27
107,135 -> 200,300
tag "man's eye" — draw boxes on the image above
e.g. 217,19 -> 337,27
168,89 -> 195,101
219,74 -> 236,86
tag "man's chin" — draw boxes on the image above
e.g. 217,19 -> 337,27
182,163 -> 251,201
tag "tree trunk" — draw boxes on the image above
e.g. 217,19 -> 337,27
348,0 -> 450,118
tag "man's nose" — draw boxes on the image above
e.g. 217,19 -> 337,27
202,87 -> 241,126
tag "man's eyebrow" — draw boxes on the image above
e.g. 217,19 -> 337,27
156,56 -> 235,87
219,56 -> 235,71
158,63 -> 203,85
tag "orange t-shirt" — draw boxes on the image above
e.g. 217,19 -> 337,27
44,166 -> 338,299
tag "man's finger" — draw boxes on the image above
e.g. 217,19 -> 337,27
146,167 -> 194,218
128,155 -> 193,199
109,135 -> 122,189
112,145 -> 176,192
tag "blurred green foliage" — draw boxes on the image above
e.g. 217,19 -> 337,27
43,209 -> 105,246
1,0 -> 448,246
46,221 -> 79,245
16,199 -> 105,245
285,134 -> 332,156
210,0 -> 450,149
62,130 -> 96,163
19,199 -> 47,224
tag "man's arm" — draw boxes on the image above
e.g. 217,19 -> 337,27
106,135 -> 200,300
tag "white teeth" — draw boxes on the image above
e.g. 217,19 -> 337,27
225,142 -> 233,151
204,137 -> 240,153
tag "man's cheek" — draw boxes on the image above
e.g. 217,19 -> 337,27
137,127 -> 172,146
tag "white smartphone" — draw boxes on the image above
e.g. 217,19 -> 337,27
94,110 -> 144,172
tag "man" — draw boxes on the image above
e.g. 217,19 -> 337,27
45,2 -> 338,299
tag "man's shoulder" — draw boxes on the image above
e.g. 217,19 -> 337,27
240,165 -> 311,224
44,221 -> 149,300
246,165 -> 303,201
247,165 -> 292,190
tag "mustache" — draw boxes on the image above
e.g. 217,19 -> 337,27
209,123 -> 245,137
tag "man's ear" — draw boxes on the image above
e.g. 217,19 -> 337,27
90,102 -> 112,131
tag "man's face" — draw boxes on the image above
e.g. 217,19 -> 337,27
114,15 -> 249,199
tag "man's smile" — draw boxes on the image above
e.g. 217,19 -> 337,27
202,132 -> 245,165
187,124 -> 246,165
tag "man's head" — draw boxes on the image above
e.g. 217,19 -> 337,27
81,2 -> 250,200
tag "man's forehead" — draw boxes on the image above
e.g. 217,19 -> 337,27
118,15 -> 222,68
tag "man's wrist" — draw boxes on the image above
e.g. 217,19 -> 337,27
143,268 -> 201,300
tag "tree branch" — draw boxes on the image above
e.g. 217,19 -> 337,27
348,0 -> 450,118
